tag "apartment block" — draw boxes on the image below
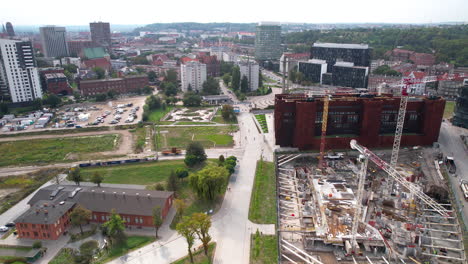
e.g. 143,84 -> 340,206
0,39 -> 43,102
238,60 -> 259,91
255,22 -> 282,61
180,61 -> 207,92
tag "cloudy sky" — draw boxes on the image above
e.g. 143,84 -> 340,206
2,0 -> 467,25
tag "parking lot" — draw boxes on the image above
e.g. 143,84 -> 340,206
0,95 -> 147,134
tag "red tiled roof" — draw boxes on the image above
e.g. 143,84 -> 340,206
180,57 -> 199,64
198,55 -> 219,64
404,71 -> 426,79
392,49 -> 415,54
83,58 -> 111,70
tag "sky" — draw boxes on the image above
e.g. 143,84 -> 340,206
1,0 -> 467,26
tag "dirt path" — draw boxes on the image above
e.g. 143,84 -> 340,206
0,130 -> 134,156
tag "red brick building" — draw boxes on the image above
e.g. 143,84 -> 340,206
15,201 -> 75,240
409,52 -> 436,66
79,75 -> 149,96
67,40 -> 94,57
44,73 -> 73,95
15,185 -> 174,240
274,93 -> 445,150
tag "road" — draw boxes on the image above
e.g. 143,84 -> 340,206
438,122 -> 468,221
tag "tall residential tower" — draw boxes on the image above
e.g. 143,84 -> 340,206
254,22 -> 282,61
0,39 -> 42,102
39,26 -> 69,58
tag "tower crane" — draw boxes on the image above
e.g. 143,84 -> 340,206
350,139 -> 450,217
350,154 -> 369,252
318,95 -> 330,169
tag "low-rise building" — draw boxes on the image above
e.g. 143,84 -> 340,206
202,95 -> 232,105
298,59 -> 328,84
15,185 -> 174,240
79,75 -> 148,96
44,73 -> 72,95
280,52 -> 310,74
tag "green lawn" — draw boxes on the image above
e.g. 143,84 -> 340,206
211,115 -> 238,124
148,106 -> 174,123
95,236 -> 155,263
249,160 -> 276,224
255,115 -> 268,133
130,127 -> 148,153
250,233 -> 278,264
171,243 -> 216,264
49,248 -> 74,264
0,134 -> 118,167
81,160 -> 189,185
444,101 -> 455,119
160,126 -> 236,149
176,122 -> 214,125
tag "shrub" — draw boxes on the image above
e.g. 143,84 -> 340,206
32,241 -> 42,249
155,183 -> 165,191
175,168 -> 189,178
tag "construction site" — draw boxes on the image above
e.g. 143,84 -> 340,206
275,79 -> 466,264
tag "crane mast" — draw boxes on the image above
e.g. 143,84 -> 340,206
350,139 -> 450,217
350,155 -> 368,252
318,95 -> 330,169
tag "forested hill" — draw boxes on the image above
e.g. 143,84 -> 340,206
284,25 -> 468,67
135,22 -> 256,33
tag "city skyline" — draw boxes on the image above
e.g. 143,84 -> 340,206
1,0 -> 467,26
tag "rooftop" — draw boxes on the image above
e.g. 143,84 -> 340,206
44,73 -> 67,79
83,47 -> 109,59
313,43 -> 369,50
15,200 -> 75,224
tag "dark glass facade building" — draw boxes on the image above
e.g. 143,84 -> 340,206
311,43 -> 371,72
453,80 -> 468,128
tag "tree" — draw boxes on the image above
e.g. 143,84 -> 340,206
189,165 -> 229,200
148,71 -> 157,82
164,82 -> 178,96
166,170 -> 179,192
102,209 -> 126,244
218,155 -> 225,164
152,206 -> 163,238
95,93 -> 107,102
0,102 -> 9,114
185,142 -> 207,167
69,167 -> 82,186
240,75 -> 249,93
221,61 -> 234,75
92,67 -> 105,79
165,69 -> 178,83
176,216 -> 196,264
32,241 -> 42,249
77,240 -> 98,263
222,73 -> 231,85
43,94 -> 62,108
258,70 -> 263,88
73,91 -> 82,101
221,105 -> 236,121
70,205 -> 91,234
146,95 -> 162,110
174,199 -> 187,218
191,213 -> 212,256
183,92 -> 201,107
63,64 -> 78,74
231,66 -> 240,91
107,89 -> 117,99
373,65 -> 402,76
201,77 -> 220,95
187,83 -> 193,91
91,172 -> 103,187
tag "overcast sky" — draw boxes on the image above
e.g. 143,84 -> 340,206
2,0 -> 467,26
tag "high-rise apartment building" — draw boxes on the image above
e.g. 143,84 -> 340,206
0,39 -> 43,102
238,60 -> 259,91
39,26 -> 69,58
90,22 -> 111,50
254,22 -> 282,61
5,22 -> 15,37
180,61 -> 207,92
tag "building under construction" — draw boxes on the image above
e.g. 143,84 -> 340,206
274,93 -> 445,150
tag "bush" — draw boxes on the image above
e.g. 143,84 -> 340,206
4,257 -> 27,264
175,168 -> 189,178
218,155 -> 225,163
155,183 -> 165,191
32,241 -> 42,249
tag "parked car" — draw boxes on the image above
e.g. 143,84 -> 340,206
0,226 -> 9,232
5,222 -> 15,228
109,120 -> 118,124
66,123 -> 75,127
75,125 -> 82,129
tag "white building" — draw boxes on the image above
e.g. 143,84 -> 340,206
238,60 -> 259,91
180,61 -> 207,92
0,39 -> 43,103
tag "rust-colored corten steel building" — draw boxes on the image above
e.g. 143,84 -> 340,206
274,93 -> 445,150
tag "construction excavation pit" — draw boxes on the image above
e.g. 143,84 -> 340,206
276,141 -> 466,264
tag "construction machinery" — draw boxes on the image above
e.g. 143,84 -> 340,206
350,154 -> 369,253
161,147 -> 182,156
350,139 -> 450,217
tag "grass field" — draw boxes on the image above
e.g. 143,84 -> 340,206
95,236 -> 155,263
249,160 -> 276,224
0,134 -> 118,167
130,127 -> 148,153
81,160 -> 189,185
250,233 -> 278,264
49,248 -> 74,264
160,126 -> 235,149
172,243 -> 216,264
148,106 -> 174,123
444,101 -> 455,119
211,115 -> 238,124
255,114 -> 268,133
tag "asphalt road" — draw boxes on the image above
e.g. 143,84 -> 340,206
438,122 -> 468,224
